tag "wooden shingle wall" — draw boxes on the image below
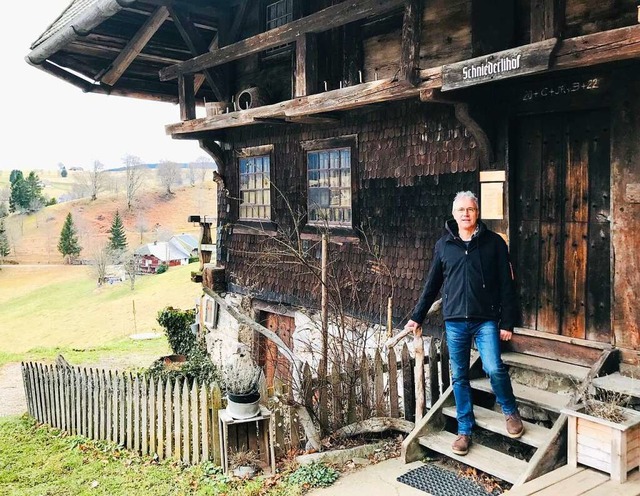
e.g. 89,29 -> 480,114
221,100 -> 477,331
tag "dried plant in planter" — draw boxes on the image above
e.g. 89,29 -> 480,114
229,449 -> 261,469
575,383 -> 631,422
223,351 -> 262,395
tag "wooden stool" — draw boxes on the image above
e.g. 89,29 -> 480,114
218,405 -> 276,475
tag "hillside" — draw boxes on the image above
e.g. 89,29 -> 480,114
0,263 -> 199,356
2,179 -> 217,264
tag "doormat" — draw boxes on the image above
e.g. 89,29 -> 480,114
397,464 -> 492,496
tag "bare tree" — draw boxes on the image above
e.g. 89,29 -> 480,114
195,156 -> 213,184
123,251 -> 138,290
91,244 -> 113,286
87,160 -> 105,201
135,213 -> 149,243
187,161 -> 198,187
156,160 -> 181,195
123,154 -> 146,210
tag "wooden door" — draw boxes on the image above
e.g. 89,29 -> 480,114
513,110 -> 611,342
258,313 -> 295,389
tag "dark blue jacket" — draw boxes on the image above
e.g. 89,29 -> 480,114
410,219 -> 519,330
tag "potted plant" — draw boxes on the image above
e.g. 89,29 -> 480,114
229,449 -> 262,478
223,349 -> 263,419
562,389 -> 640,482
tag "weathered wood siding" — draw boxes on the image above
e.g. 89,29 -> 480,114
611,70 -> 640,355
516,0 -> 638,44
219,100 -> 477,330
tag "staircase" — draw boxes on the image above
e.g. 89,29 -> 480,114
402,328 -> 616,487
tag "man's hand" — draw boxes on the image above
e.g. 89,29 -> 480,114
404,319 -> 420,335
499,329 -> 513,341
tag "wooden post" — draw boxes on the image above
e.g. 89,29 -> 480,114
388,347 -> 399,418
401,344 -> 415,422
178,73 -> 196,121
428,337 -> 439,407
413,327 -> 425,422
374,349 -> 384,416
319,234 -> 329,433
440,337 -> 450,392
387,297 -> 393,338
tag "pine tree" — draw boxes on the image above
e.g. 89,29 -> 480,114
0,219 -> 10,260
108,210 -> 128,251
58,212 -> 81,264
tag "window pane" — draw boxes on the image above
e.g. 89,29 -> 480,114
330,169 -> 340,187
239,153 -> 271,220
307,146 -> 353,227
308,152 -> 319,170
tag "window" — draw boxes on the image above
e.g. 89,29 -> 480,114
307,147 -> 352,227
266,0 -> 293,30
265,0 -> 294,57
203,296 -> 218,329
239,155 -> 271,221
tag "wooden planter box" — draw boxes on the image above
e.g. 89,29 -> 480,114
562,403 -> 640,482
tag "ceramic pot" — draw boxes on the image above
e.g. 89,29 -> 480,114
227,391 -> 261,419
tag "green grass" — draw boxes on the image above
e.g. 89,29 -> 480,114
0,264 -> 200,360
0,416 -> 303,496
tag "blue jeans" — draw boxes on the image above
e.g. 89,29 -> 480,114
444,319 -> 517,435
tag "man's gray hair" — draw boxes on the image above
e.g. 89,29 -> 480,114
452,191 -> 479,213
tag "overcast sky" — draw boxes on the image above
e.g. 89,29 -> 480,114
0,1 -> 208,171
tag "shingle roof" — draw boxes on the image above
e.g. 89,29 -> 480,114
135,241 -> 191,262
30,0 -> 99,49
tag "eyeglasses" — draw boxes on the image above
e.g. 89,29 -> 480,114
454,207 -> 478,214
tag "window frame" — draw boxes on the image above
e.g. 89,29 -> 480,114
301,135 -> 358,235
236,145 -> 274,225
261,0 -> 299,60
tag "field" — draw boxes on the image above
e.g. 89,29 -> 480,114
0,171 -> 218,365
0,263 -> 201,365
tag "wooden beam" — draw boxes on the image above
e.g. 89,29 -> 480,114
29,60 -> 182,103
199,139 -> 226,176
295,33 -> 318,97
179,74 -> 196,121
165,76 -> 439,135
166,25 -> 640,137
101,7 -> 170,86
554,24 -> 640,70
531,0 -> 565,43
400,0 -> 423,85
168,6 -> 228,101
159,0 -> 405,81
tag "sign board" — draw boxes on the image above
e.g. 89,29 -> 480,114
442,38 -> 557,91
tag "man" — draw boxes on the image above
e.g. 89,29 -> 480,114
404,191 -> 523,456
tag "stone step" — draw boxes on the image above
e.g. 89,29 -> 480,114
501,352 -> 590,382
592,372 -> 640,399
418,430 -> 527,484
441,405 -> 550,448
471,377 -> 572,413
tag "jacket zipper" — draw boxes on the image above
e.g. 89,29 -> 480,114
464,245 -> 469,319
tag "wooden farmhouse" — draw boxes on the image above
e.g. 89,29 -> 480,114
28,0 -> 640,487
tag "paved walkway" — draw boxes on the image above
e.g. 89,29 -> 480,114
308,457 -> 427,496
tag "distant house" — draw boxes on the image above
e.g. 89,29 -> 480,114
134,236 -> 194,274
170,233 -> 198,257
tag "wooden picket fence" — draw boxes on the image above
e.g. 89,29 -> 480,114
292,338 -> 450,439
20,337 -> 449,463
21,363 -> 224,465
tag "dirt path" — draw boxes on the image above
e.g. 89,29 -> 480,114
0,363 -> 27,417
0,351 -> 162,418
